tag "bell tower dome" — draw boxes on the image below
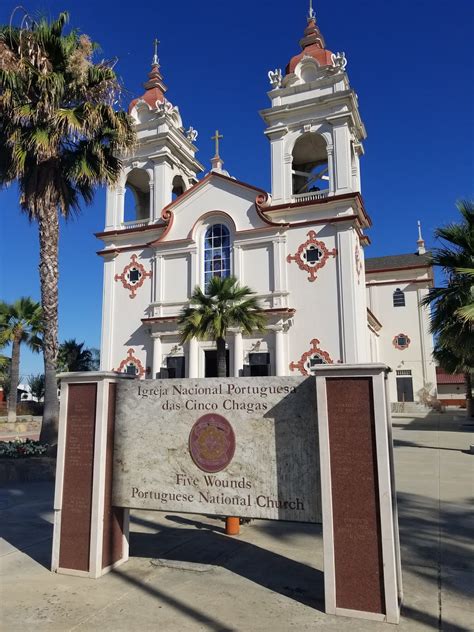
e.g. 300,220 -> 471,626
261,5 -> 366,205
104,40 -> 204,230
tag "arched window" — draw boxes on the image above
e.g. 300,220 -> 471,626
172,175 -> 185,201
393,288 -> 405,307
204,224 -> 231,288
124,168 -> 150,222
292,133 -> 329,195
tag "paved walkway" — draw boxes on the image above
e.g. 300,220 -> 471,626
1,413 -> 473,631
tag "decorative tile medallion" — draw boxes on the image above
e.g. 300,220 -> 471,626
114,254 -> 152,298
289,338 -> 333,376
188,414 -> 236,473
287,230 -> 337,282
115,348 -> 145,378
392,333 -> 411,351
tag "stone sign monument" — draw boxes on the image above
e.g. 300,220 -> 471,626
51,365 -> 402,624
113,377 -> 321,522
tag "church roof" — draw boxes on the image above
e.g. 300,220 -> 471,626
286,13 -> 334,75
158,171 -> 266,219
365,252 -> 432,272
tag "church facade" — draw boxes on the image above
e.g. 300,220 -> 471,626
97,10 -> 437,404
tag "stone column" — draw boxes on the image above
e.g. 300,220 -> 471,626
105,186 -> 117,230
149,182 -> 155,222
275,328 -> 285,376
151,334 -> 162,379
188,337 -> 198,378
116,186 -> 125,225
233,331 -> 243,377
326,146 -> 335,195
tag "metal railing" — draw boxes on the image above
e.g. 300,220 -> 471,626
121,218 -> 150,230
292,190 -> 330,203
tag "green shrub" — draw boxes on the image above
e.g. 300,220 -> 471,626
0,439 -> 48,458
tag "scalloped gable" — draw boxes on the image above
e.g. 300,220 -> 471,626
153,172 -> 271,242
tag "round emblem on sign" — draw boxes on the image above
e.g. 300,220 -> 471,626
189,414 -> 236,473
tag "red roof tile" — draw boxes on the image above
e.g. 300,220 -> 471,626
436,368 -> 465,384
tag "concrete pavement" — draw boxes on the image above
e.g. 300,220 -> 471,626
1,412 -> 473,631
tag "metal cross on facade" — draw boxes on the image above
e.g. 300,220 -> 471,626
308,0 -> 315,19
211,130 -> 224,157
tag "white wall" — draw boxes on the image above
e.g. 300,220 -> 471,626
366,268 -> 436,402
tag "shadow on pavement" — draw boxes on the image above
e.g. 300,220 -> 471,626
392,412 -> 472,432
401,604 -> 470,632
0,482 -> 54,570
394,438 -> 473,454
111,566 -> 236,632
129,512 -> 325,611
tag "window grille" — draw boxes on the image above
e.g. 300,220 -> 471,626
204,224 -> 231,288
393,288 -> 405,307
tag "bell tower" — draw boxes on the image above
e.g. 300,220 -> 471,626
104,41 -> 204,230
261,6 -> 366,205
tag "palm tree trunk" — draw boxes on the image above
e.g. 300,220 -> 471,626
216,337 -> 227,378
217,335 -> 234,532
465,371 -> 473,417
37,204 -> 60,446
7,336 -> 21,423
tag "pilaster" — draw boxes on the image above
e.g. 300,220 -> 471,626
335,227 -> 358,363
331,122 -> 352,194
99,254 -> 117,372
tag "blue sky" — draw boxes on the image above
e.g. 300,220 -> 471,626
1,0 -> 473,379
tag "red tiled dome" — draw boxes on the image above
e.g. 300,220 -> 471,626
286,17 -> 334,75
129,63 -> 167,113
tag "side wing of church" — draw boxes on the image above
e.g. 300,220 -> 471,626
97,10 -> 437,404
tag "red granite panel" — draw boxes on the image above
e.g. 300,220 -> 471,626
326,377 -> 385,614
102,383 -> 124,568
59,383 -> 97,571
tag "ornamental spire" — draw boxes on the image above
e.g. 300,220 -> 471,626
417,220 -> 426,254
128,39 -> 168,112
300,5 -> 325,50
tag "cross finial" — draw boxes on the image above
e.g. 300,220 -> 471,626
211,129 -> 224,157
308,0 -> 315,20
152,38 -> 160,66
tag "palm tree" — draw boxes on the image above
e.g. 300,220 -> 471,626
179,275 -> 266,535
179,276 -> 266,378
0,12 -> 135,444
455,267 -> 474,323
0,354 -> 11,404
422,200 -> 474,415
0,298 -> 43,422
57,339 -> 94,372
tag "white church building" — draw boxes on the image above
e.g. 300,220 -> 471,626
97,9 -> 437,404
